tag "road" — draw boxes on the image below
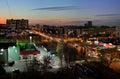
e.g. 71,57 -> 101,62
29,29 -> 83,43
29,29 -> 102,58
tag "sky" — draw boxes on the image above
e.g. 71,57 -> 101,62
0,0 -> 120,26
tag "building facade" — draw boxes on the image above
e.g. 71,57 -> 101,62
6,19 -> 29,29
116,26 -> 120,38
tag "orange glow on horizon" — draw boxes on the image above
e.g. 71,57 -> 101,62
0,18 -> 6,24
1,17 -> 80,25
30,17 -> 77,25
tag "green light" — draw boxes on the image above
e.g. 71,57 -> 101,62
16,42 -> 26,48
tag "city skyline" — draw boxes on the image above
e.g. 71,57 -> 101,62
0,0 -> 120,26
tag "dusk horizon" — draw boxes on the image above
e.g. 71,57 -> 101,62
0,0 -> 120,26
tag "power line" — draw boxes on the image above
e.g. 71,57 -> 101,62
5,0 -> 12,18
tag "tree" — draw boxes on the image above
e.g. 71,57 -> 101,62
100,49 -> 120,67
56,40 -> 64,66
63,43 -> 78,64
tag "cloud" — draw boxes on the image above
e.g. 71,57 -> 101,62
96,13 -> 120,16
32,6 -> 80,11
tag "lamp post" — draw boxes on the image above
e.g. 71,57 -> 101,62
29,36 -> 32,43
0,49 -> 8,65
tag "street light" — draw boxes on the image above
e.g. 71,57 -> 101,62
0,48 -> 8,65
1,49 -> 4,52
29,36 -> 32,43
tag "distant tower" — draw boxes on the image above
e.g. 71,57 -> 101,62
84,21 -> 92,27
116,26 -> 120,38
88,21 -> 92,27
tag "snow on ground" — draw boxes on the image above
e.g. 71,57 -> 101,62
4,46 -> 61,72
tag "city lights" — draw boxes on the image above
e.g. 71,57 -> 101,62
0,0 -> 120,79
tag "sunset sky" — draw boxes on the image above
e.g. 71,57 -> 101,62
0,0 -> 120,26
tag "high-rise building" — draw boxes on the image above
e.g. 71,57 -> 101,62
6,19 -> 28,29
116,26 -> 120,38
87,21 -> 92,27
84,21 -> 92,27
